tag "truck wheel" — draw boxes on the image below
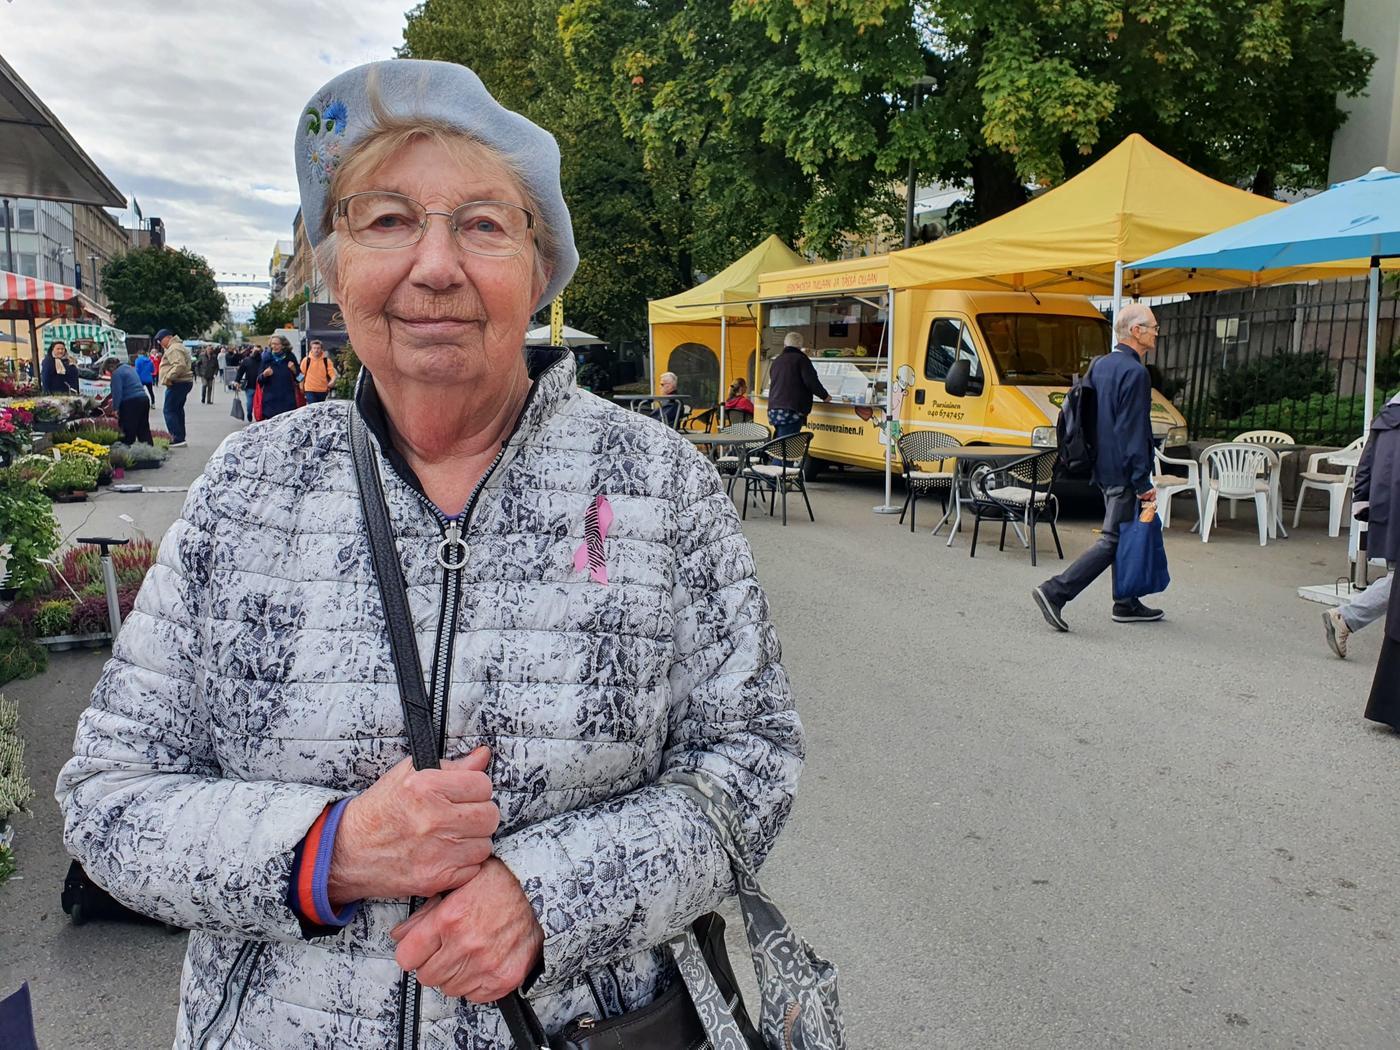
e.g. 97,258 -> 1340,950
803,457 -> 825,481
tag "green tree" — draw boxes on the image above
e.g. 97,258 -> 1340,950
739,0 -> 1375,220
248,291 -> 307,336
403,0 -> 687,345
101,247 -> 228,336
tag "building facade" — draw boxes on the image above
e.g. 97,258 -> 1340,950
0,197 -> 77,285
269,239 -> 294,297
71,204 -> 129,308
284,208 -> 327,303
1330,0 -> 1400,183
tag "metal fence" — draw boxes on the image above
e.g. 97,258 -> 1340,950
1153,277 -> 1400,445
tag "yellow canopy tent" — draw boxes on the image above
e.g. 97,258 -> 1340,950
883,134 -> 1377,305
647,235 -> 807,415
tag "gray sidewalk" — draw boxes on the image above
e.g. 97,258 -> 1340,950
2,407 -> 1398,1048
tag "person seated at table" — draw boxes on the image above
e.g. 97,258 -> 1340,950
724,377 -> 755,419
41,341 -> 81,395
649,371 -> 684,427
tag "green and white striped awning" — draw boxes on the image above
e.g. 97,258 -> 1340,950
42,322 -> 126,349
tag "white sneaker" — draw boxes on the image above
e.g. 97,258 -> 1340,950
1323,607 -> 1350,659
169,441 -> 188,448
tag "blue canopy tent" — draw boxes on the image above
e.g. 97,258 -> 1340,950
1129,166 -> 1400,430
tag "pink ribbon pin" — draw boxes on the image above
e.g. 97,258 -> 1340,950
574,493 -> 613,584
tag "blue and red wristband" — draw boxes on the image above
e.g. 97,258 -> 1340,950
288,798 -> 360,933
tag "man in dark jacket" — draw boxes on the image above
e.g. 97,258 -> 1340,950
235,348 -> 262,422
1349,392 -> 1400,728
1033,303 -> 1164,631
767,332 -> 831,437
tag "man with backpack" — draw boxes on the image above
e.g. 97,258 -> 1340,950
1033,302 -> 1164,631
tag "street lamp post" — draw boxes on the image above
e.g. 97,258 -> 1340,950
903,76 -> 937,250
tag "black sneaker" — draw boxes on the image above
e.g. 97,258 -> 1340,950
1112,599 -> 1165,623
1032,586 -> 1069,632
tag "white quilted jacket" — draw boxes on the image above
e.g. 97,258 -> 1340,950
57,349 -> 804,1049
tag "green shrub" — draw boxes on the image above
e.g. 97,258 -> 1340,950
1213,350 -> 1335,420
0,692 -> 34,822
1212,392 -> 1382,445
32,599 -> 74,638
0,628 -> 45,685
0,472 -> 59,597
332,343 -> 360,400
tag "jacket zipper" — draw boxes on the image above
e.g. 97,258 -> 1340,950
195,941 -> 266,1050
390,374 -> 549,1050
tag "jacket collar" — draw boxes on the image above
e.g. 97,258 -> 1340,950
1113,342 -> 1142,361
354,345 -> 574,498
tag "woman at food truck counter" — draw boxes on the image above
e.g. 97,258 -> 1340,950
766,332 -> 832,437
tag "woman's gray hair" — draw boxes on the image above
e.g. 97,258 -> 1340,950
1114,302 -> 1154,341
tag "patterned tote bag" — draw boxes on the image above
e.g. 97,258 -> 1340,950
661,771 -> 846,1050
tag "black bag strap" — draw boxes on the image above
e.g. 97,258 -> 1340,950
348,410 -> 545,1049
349,411 -> 438,771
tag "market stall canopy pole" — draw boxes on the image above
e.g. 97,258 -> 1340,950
0,54 -> 126,208
1130,166 -> 1400,429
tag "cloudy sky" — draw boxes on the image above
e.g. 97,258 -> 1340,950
3,0 -> 409,277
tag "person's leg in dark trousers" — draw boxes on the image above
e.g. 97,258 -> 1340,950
1034,486 -> 1137,626
143,382 -> 155,405
1365,568 -> 1400,730
118,397 -> 152,446
243,387 -> 255,421
162,381 -> 192,443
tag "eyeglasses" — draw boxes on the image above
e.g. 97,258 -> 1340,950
1134,322 -> 1161,333
336,191 -> 534,257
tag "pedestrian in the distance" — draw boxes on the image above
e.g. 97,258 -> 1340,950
235,347 -> 262,422
1352,390 -> 1400,728
134,348 -> 156,405
195,346 -> 220,405
300,339 -> 338,404
103,355 -> 153,447
766,332 -> 831,438
155,328 -> 194,448
1033,303 -> 1164,631
40,341 -> 81,395
256,335 -> 300,419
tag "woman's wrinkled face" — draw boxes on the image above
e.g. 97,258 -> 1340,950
335,136 -> 544,391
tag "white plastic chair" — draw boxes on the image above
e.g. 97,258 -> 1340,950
1235,430 -> 1295,537
1291,435 -> 1365,537
1201,443 -> 1278,546
1152,446 -> 1202,529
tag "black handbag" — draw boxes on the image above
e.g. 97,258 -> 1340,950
348,411 -> 761,1050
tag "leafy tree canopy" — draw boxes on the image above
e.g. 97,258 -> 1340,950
101,247 -> 227,337
248,291 -> 307,336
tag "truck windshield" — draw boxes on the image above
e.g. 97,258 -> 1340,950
978,313 -> 1111,385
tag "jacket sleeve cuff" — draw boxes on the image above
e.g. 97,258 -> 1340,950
288,798 -> 360,937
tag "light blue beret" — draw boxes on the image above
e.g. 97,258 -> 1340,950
294,59 -> 578,309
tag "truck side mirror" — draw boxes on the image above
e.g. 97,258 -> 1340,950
944,359 -> 983,397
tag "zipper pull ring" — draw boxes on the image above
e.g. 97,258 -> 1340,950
437,521 -> 469,570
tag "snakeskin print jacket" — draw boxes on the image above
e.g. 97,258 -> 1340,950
56,348 -> 805,1049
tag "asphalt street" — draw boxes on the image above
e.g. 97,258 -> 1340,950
1,395 -> 1396,1048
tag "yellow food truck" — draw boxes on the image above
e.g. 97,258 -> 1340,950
751,257 -> 1187,475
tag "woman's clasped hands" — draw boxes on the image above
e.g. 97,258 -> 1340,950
328,746 -> 544,1003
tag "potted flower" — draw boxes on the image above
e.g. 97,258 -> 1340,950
30,401 -> 63,433
125,443 -> 167,471
40,455 -> 100,502
0,692 -> 35,888
0,470 -> 58,600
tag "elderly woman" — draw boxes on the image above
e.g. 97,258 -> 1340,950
57,59 -> 803,1049
41,340 -> 81,395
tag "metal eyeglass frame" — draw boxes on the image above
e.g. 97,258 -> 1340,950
334,191 -> 535,258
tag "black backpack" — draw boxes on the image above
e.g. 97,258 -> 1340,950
1056,360 -> 1099,475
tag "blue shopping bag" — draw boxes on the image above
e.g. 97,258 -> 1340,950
1114,507 -> 1170,600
